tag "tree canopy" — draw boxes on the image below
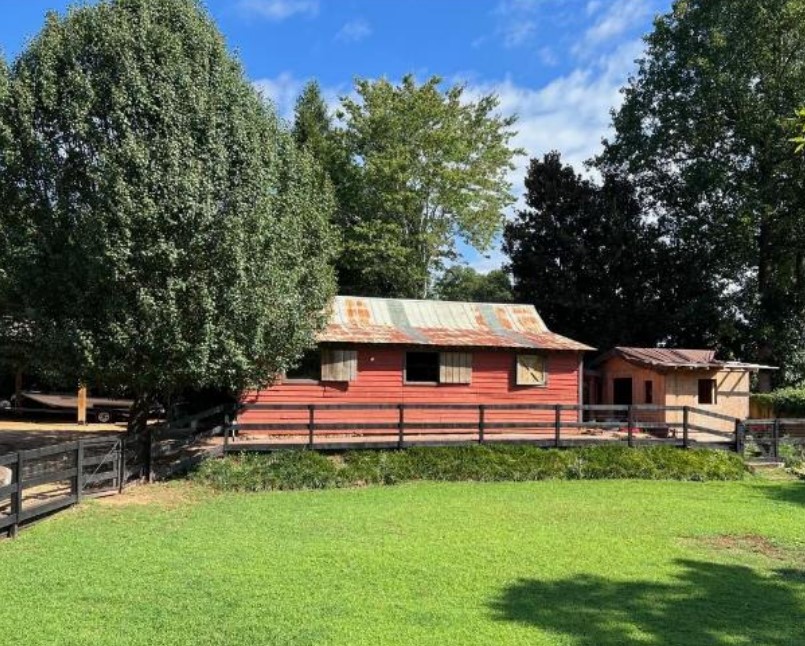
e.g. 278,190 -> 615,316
432,266 -> 513,303
297,75 -> 520,298
0,0 -> 336,417
596,0 -> 805,384
504,152 -> 675,350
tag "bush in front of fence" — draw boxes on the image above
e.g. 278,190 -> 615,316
191,445 -> 747,492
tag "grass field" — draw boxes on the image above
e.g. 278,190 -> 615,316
1,476 -> 804,645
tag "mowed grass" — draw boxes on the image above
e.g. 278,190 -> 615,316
1,476 -> 804,645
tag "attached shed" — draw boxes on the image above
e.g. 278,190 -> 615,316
588,347 -> 774,432
240,296 -> 593,432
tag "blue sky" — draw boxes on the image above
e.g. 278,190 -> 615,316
0,0 -> 670,271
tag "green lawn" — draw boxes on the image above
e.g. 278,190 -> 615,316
1,477 -> 805,645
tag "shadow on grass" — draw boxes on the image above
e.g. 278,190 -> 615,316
757,477 -> 805,507
490,559 -> 805,645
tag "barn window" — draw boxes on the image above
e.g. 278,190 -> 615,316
644,380 -> 653,404
516,354 -> 547,386
321,349 -> 358,382
405,352 -> 440,383
698,378 -> 717,405
285,349 -> 321,382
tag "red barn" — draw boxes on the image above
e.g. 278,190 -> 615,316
238,296 -> 593,441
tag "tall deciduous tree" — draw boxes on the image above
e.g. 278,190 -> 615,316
504,152 -> 673,351
597,0 -> 805,384
0,0 -> 336,429
432,266 -> 513,303
336,75 -> 520,297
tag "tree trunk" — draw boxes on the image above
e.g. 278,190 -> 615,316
127,392 -> 154,437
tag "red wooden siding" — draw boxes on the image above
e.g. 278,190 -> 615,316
240,347 -> 583,433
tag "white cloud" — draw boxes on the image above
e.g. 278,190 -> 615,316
573,0 -> 650,56
335,18 -> 372,43
236,0 -> 318,22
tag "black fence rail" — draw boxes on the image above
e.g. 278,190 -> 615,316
742,418 -> 805,461
232,403 -> 742,451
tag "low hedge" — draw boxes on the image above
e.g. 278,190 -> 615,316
751,387 -> 805,417
191,445 -> 747,492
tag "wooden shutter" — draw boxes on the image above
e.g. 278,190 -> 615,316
516,354 -> 547,386
439,352 -> 472,384
321,349 -> 357,382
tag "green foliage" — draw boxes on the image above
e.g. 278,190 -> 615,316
192,445 -> 746,491
432,265 -> 513,303
328,75 -> 520,297
751,387 -> 805,417
504,152 -> 672,349
0,0 -> 336,405
596,0 -> 805,383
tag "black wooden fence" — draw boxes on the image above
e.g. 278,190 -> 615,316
232,402 -> 743,451
741,417 -> 805,461
0,404 -> 235,538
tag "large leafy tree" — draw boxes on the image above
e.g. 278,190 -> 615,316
597,0 -> 805,384
0,0 -> 336,428
504,152 -> 674,350
333,75 -> 520,297
432,266 -> 513,303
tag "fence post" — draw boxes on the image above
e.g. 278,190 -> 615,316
478,405 -> 485,444
554,404 -> 561,448
734,419 -> 744,455
76,440 -> 84,503
682,406 -> 690,449
146,426 -> 154,483
772,417 -> 780,460
118,436 -> 126,494
9,451 -> 23,539
223,414 -> 230,451
398,404 -> 405,449
627,406 -> 634,448
308,405 -> 315,450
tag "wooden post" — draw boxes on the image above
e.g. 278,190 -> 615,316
398,404 -> 405,449
478,404 -> 485,444
77,385 -> 88,425
308,405 -> 315,449
734,419 -> 744,455
14,368 -> 22,409
554,404 -> 561,448
118,436 -> 126,494
146,426 -> 154,483
10,452 -> 23,539
223,414 -> 230,451
682,406 -> 690,449
76,441 -> 84,502
627,406 -> 634,448
772,417 -> 780,460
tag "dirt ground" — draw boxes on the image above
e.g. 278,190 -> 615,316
0,421 -> 124,454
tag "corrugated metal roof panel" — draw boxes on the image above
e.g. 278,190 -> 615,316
316,296 -> 594,351
596,347 -> 777,371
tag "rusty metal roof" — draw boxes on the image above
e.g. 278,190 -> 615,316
316,296 -> 594,351
594,347 -> 776,371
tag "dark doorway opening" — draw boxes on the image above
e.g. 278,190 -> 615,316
613,378 -> 633,406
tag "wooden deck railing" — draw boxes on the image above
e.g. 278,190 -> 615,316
232,403 -> 743,451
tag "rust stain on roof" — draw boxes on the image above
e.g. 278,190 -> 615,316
317,296 -> 594,351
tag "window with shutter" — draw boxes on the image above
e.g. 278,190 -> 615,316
321,349 -> 358,382
516,354 -> 547,386
439,352 -> 472,384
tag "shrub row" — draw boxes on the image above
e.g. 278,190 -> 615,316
751,387 -> 805,417
191,445 -> 747,492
